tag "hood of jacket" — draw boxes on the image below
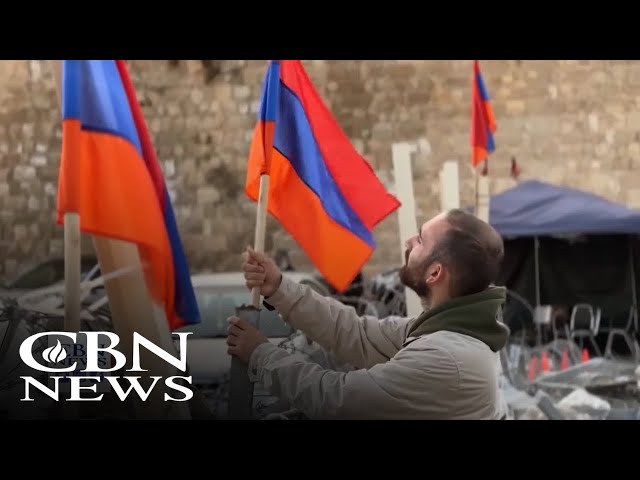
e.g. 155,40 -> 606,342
405,286 -> 510,352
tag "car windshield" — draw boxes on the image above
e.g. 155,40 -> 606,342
176,286 -> 293,338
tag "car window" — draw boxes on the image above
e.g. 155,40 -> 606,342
176,286 -> 293,338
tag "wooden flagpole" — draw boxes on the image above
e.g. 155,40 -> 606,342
51,62 -> 81,334
477,167 -> 490,223
228,172 -> 269,420
51,61 -> 190,420
251,174 -> 270,309
229,60 -> 273,418
474,167 -> 479,217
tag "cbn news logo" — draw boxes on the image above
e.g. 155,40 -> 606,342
18,331 -> 193,402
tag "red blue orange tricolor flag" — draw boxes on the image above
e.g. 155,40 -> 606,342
471,60 -> 497,167
56,60 -> 200,331
245,60 -> 401,292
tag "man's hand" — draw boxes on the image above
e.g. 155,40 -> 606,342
242,246 -> 282,297
226,316 -> 269,363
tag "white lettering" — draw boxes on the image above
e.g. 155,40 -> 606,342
128,332 -> 190,373
19,331 -> 194,403
68,376 -> 103,401
21,376 -> 61,401
84,332 -> 126,372
106,376 -> 162,401
164,376 -> 194,402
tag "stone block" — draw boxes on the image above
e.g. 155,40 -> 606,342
14,224 -> 27,242
627,188 -> 640,208
197,186 -> 220,204
30,155 -> 47,167
28,196 -> 39,211
13,165 -> 35,181
627,111 -> 640,129
233,85 -> 251,100
506,100 -> 526,114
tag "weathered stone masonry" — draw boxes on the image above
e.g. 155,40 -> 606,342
2,60 -> 640,282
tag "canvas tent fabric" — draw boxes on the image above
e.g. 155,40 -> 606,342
498,234 -> 636,314
484,180 -> 640,335
489,180 -> 640,237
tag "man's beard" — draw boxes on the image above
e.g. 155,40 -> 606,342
399,249 -> 431,303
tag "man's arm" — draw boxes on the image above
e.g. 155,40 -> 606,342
242,246 -> 413,368
266,275 -> 412,368
247,340 -> 459,420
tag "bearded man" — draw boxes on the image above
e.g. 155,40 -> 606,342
227,209 -> 510,419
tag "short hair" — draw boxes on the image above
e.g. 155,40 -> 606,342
425,209 -> 504,297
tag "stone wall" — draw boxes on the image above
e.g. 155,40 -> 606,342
2,59 -> 640,284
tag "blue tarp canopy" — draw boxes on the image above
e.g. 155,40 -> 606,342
489,180 -> 640,237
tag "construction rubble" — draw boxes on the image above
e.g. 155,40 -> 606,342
500,342 -> 640,420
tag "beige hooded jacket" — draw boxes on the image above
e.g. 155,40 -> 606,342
247,276 -> 509,420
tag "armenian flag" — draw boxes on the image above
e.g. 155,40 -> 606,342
57,60 -> 200,330
471,60 -> 497,167
245,60 -> 400,292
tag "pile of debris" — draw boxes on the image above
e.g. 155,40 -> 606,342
501,342 -> 640,420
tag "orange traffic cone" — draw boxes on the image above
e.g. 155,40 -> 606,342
581,348 -> 590,363
541,351 -> 550,372
560,347 -> 570,370
528,354 -> 539,381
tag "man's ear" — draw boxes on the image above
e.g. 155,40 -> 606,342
426,263 -> 443,284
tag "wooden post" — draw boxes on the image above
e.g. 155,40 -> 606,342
50,61 -> 81,334
391,142 -> 423,318
439,161 -> 460,212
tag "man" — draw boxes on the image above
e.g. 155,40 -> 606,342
226,209 -> 510,419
